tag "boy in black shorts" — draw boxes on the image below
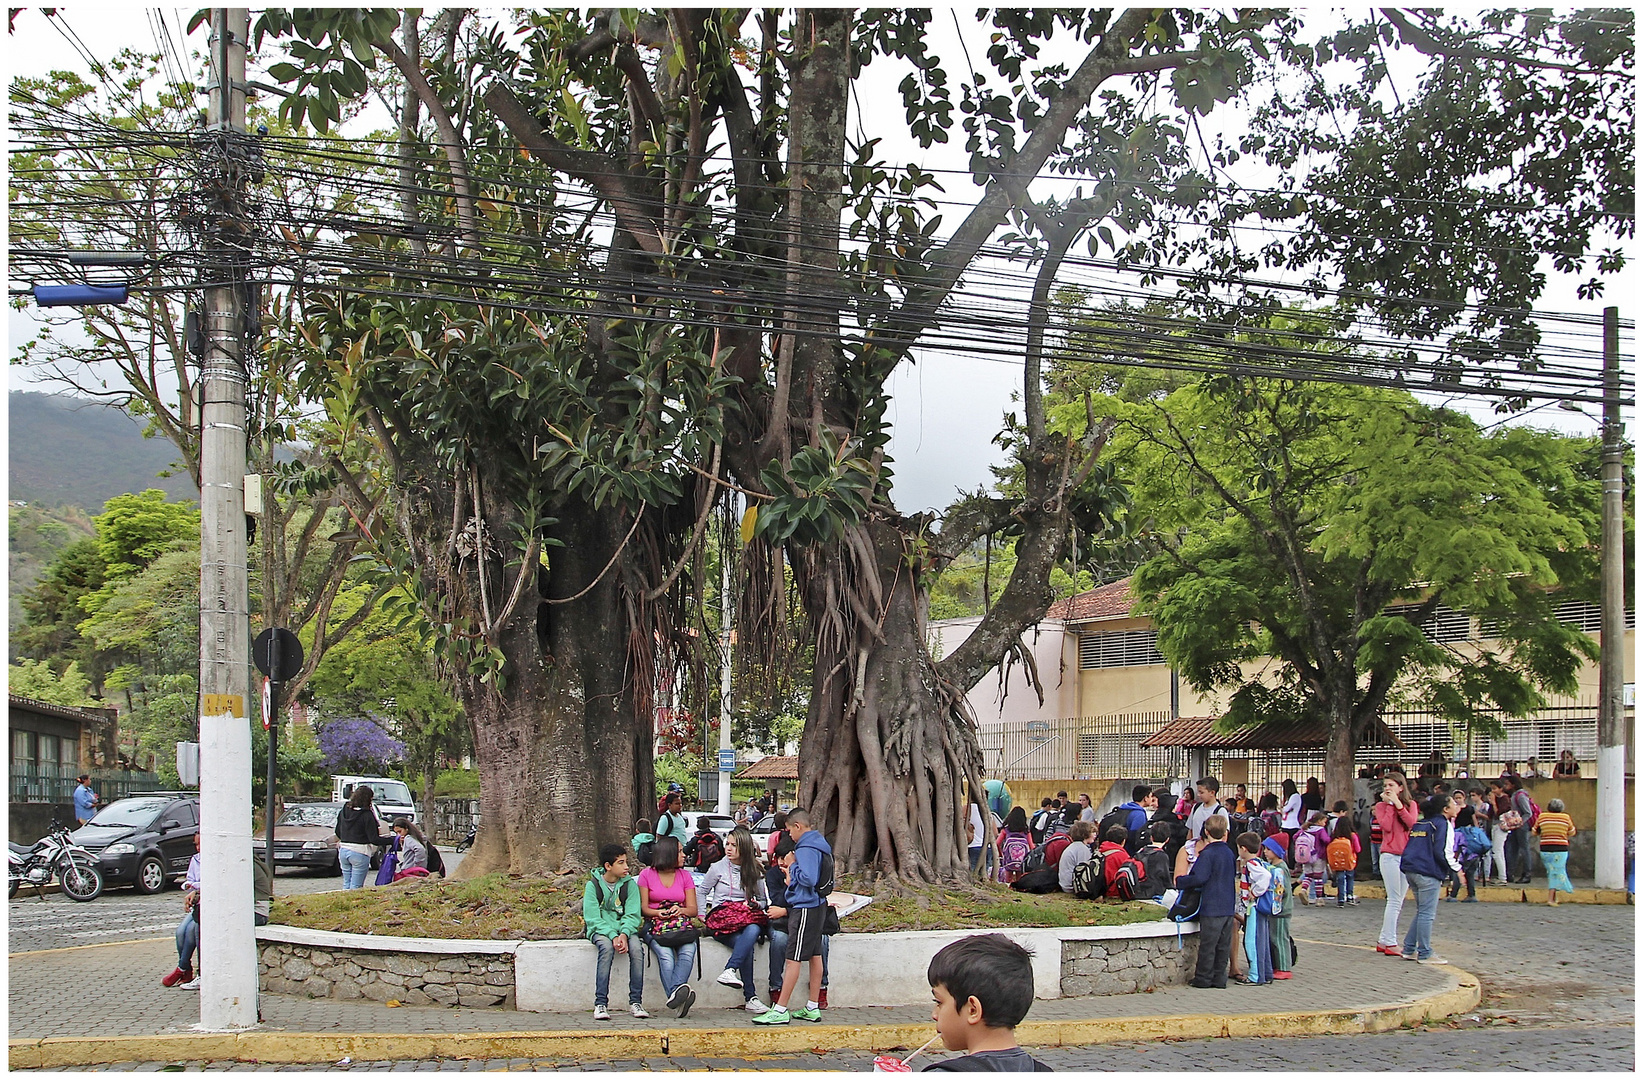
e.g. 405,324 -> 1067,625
922,935 -> 1051,1071
753,808 -> 831,1024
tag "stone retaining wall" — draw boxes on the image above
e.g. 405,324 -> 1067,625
1061,930 -> 1197,996
428,797 -> 480,846
259,942 -> 515,1009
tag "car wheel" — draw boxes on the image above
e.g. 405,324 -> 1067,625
133,855 -> 168,894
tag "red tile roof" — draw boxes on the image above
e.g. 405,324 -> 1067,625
736,755 -> 798,780
1045,577 -> 1138,622
1140,715 -> 1405,750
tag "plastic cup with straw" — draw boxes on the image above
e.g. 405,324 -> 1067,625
873,1034 -> 942,1072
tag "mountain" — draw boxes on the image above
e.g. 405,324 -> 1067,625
8,391 -> 199,509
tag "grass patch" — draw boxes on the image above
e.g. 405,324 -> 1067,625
271,872 -> 1167,940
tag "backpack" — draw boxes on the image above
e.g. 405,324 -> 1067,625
1096,808 -> 1130,847
1326,837 -> 1355,873
1071,854 -> 1105,899
634,837 -> 655,867
815,849 -> 835,897
1134,844 -> 1171,900
1029,809 -> 1053,844
1010,866 -> 1061,894
1521,792 -> 1541,829
998,832 -> 1034,880
688,830 -> 724,872
1293,830 -> 1318,865
1460,824 -> 1492,858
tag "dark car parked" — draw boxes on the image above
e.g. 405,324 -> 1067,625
70,793 -> 200,894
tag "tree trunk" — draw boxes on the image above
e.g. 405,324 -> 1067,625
796,519 -> 986,883
1323,700 -> 1359,814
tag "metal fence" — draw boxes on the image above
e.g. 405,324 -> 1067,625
982,700 -> 1621,790
9,765 -> 162,805
980,712 -> 1177,781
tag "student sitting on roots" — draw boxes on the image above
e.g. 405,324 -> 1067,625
922,934 -> 1052,1072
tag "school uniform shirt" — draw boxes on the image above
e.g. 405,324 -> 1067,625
1174,839 -> 1237,918
1057,840 -> 1093,893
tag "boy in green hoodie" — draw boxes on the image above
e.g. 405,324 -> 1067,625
583,843 -> 648,1020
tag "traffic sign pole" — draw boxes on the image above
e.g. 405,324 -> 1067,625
252,627 -> 303,883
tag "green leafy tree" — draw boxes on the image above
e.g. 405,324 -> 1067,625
7,658 -> 96,707
1099,367 -> 1607,802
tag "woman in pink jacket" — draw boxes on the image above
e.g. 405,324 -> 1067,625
1372,771 -> 1421,955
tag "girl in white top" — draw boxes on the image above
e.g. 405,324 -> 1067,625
700,828 -> 772,1013
1279,779 -> 1304,831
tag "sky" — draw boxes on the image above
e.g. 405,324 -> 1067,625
7,8 -> 1634,516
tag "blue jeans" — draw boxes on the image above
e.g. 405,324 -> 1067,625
175,909 -> 199,969
721,924 -> 763,1001
1401,872 -> 1442,959
338,848 -> 372,889
647,938 -> 697,998
592,934 -> 646,1008
765,928 -> 830,1000
1333,869 -> 1355,902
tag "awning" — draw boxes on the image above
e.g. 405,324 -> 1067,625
1140,715 -> 1405,751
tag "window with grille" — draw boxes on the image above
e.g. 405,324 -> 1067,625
1077,629 -> 1165,669
1386,604 -> 1472,643
1555,600 -> 1636,633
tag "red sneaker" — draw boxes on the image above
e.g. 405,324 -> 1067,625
162,967 -> 192,987
1273,971 -> 1293,979
818,988 -> 828,1010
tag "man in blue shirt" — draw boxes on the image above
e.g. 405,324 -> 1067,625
72,774 -> 98,827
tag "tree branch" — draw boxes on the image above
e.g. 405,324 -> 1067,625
376,35 -> 480,251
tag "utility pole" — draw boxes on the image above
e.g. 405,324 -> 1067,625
1595,305 -> 1626,891
197,7 -> 258,1030
716,497 -> 737,816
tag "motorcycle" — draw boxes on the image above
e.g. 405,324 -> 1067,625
8,821 -> 105,901
455,825 -> 476,852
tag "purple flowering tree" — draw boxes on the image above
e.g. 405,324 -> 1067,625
316,717 -> 407,774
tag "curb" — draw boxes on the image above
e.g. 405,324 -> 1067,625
8,968 -> 1482,1069
1346,883 -> 1629,905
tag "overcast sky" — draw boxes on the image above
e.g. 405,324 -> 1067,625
8,9 -> 1631,515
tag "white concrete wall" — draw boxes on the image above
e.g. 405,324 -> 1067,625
929,617 -> 1069,728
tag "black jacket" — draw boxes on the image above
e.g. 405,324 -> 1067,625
1174,840 -> 1237,918
335,805 -> 386,847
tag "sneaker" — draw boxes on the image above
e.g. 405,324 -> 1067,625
180,977 -> 202,990
716,969 -> 745,990
1348,897 -> 1359,906
161,967 -> 192,988
1418,955 -> 1450,965
752,1006 -> 791,1025
818,988 -> 828,1010
676,985 -> 696,1019
592,1004 -> 611,1021
1273,971 -> 1293,980
1461,897 -> 1478,903
666,984 -> 688,1012
744,997 -> 768,1013
629,1003 -> 650,1019
1401,952 -> 1418,961
791,1006 -> 823,1022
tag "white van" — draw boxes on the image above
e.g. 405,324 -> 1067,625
331,775 -> 419,824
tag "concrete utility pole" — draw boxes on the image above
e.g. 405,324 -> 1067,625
1595,305 -> 1627,891
197,7 -> 258,1030
716,498 -> 737,816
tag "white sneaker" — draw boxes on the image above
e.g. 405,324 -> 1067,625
180,978 -> 202,990
744,997 -> 768,1013
629,1003 -> 650,1019
592,1004 -> 611,1021
1418,956 -> 1450,965
716,968 -> 745,990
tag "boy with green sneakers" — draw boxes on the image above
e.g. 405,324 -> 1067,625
753,808 -> 832,1025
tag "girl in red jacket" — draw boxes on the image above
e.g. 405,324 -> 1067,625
1371,771 -> 1420,955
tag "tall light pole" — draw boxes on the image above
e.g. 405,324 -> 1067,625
197,7 -> 258,1030
716,497 -> 738,816
1595,305 -> 1627,891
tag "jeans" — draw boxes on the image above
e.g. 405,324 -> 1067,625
1449,855 -> 1480,899
1369,841 -> 1381,877
1401,872 -> 1442,959
1506,824 -> 1532,881
647,938 -> 697,998
1377,852 -> 1408,948
1333,869 -> 1355,902
1193,914 -> 1235,988
766,928 -> 831,1000
338,848 -> 372,889
591,934 -> 646,1008
722,924 -> 763,1001
175,909 -> 199,969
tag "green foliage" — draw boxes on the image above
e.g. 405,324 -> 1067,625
432,768 -> 481,798
754,434 -> 877,546
8,658 -> 96,706
88,490 -> 198,583
653,751 -> 701,799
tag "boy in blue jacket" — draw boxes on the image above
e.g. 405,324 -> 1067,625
1399,794 -> 1460,964
753,808 -> 832,1025
1174,816 -> 1237,988
581,843 -> 649,1020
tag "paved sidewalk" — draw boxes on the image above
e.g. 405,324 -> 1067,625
11,933 -> 1457,1042
1344,875 -> 1628,905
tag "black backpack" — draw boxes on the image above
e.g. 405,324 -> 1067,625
1071,855 -> 1105,899
1096,807 -> 1130,847
634,837 -> 655,867
1010,866 -> 1061,893
815,849 -> 835,897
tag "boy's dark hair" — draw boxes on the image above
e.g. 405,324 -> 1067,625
1332,800 -> 1350,813
1236,832 -> 1262,853
774,833 -> 797,858
634,818 -> 652,833
1152,787 -> 1172,804
1040,797 -> 1054,808
1149,821 -> 1172,843
1132,783 -> 1152,802
1422,793 -> 1451,819
599,843 -> 627,868
926,934 -> 1036,1029
1196,776 -> 1220,794
1105,825 -> 1130,845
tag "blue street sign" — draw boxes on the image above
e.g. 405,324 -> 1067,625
718,748 -> 736,772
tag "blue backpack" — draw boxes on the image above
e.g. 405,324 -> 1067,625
1460,825 -> 1492,858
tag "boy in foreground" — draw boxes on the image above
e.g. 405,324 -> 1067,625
923,935 -> 1052,1071
753,808 -> 831,1024
581,843 -> 649,1020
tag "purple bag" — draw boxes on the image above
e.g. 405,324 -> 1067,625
374,849 -> 398,885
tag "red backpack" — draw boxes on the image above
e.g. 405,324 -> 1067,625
1100,844 -> 1146,900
